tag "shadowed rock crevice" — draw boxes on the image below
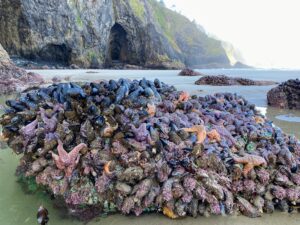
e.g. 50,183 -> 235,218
37,44 -> 72,65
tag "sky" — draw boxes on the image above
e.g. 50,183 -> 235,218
163,0 -> 300,69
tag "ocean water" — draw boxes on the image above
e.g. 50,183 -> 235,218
0,69 -> 300,225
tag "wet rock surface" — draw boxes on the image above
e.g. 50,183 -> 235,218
0,44 -> 44,94
178,68 -> 202,76
1,78 -> 300,220
195,75 -> 276,86
267,79 -> 300,109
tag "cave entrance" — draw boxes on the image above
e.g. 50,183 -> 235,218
108,23 -> 129,64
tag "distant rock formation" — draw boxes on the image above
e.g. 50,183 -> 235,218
195,75 -> 276,86
0,0 -> 230,69
0,44 -> 44,94
222,41 -> 247,66
233,61 -> 252,69
267,79 -> 300,109
178,68 -> 202,76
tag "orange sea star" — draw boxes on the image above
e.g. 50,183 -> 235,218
183,125 -> 207,144
147,103 -> 156,117
104,161 -> 112,175
254,116 -> 265,124
233,154 -> 267,177
0,130 -> 8,142
178,91 -> 190,102
163,206 -> 178,219
207,129 -> 221,142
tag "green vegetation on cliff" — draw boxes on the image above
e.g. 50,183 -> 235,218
148,0 -> 228,63
129,0 -> 145,21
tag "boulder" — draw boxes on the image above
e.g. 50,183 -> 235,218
267,79 -> 300,109
0,44 -> 44,94
69,64 -> 80,70
195,75 -> 276,86
178,68 -> 202,76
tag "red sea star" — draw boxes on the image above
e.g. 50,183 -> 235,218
50,139 -> 87,178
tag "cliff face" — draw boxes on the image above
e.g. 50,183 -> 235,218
0,0 -> 230,69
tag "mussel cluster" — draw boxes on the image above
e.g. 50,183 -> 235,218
1,78 -> 300,220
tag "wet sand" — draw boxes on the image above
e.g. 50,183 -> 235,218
0,69 -> 300,225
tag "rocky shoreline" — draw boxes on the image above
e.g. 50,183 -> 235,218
1,78 -> 300,221
195,75 -> 277,86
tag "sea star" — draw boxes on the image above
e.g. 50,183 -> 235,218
0,130 -> 8,142
178,91 -> 190,102
50,139 -> 87,178
20,119 -> 38,146
254,116 -> 265,124
20,119 -> 38,137
130,123 -> 149,142
104,161 -> 112,175
147,103 -> 156,117
207,129 -> 221,142
40,108 -> 58,133
163,206 -> 178,219
183,125 -> 207,144
233,154 -> 267,177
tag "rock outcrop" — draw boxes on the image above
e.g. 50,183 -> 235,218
267,79 -> 300,109
0,44 -> 10,62
2,79 -> 300,220
0,0 -> 230,69
195,75 -> 276,86
178,68 -> 202,76
0,44 -> 44,94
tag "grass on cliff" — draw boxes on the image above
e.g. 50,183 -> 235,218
129,0 -> 145,21
148,0 -> 225,57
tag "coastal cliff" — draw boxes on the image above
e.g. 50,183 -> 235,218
0,0 -> 230,69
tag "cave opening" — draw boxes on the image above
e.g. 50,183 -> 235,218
38,44 -> 71,65
107,23 -> 129,64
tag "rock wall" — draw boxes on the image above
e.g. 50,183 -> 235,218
0,0 -> 230,69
